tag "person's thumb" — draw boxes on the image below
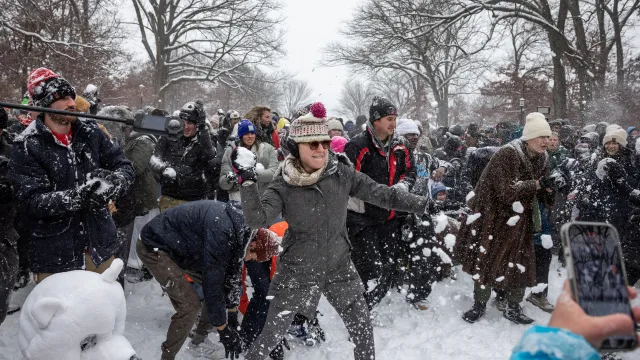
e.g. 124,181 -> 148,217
588,313 -> 635,345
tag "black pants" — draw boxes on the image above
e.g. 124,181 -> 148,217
240,260 -> 272,346
0,231 -> 18,325
350,218 -> 401,309
116,221 -> 135,288
14,217 -> 30,272
534,245 -> 553,297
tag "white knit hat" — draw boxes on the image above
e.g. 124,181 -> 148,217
606,124 -> 623,133
521,112 -> 552,141
327,118 -> 343,132
396,119 -> 420,136
289,102 -> 330,143
603,128 -> 628,147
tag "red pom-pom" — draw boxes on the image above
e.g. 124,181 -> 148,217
309,102 -> 326,119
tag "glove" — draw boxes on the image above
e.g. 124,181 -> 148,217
194,99 -> 207,129
424,198 -> 441,214
90,168 -> 113,180
227,310 -> 239,332
630,189 -> 640,208
224,171 -> 238,184
539,175 -> 557,190
218,326 -> 242,359
231,148 -> 258,184
162,167 -> 177,182
540,170 -> 567,190
72,180 -> 102,210
90,169 -> 124,200
604,161 -> 626,183
86,179 -> 116,208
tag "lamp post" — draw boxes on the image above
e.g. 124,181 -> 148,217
519,97 -> 525,126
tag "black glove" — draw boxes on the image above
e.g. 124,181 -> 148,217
86,179 -> 117,208
268,338 -> 290,360
231,148 -> 258,184
425,198 -> 441,214
539,175 -> 556,190
218,326 -> 242,359
73,180 -> 102,209
194,99 -> 207,129
604,161 -> 626,183
227,310 -> 239,332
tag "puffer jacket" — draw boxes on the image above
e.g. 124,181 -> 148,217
140,200 -> 248,326
219,141 -> 278,198
150,128 -> 217,201
345,123 -> 416,230
10,117 -> 134,273
239,152 -> 428,317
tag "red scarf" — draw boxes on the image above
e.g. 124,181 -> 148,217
52,129 -> 73,146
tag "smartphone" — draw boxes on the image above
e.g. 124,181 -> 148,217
561,221 -> 638,351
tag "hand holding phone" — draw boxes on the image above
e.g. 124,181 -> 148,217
549,280 -> 640,349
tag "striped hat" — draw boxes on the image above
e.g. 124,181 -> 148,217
289,102 -> 330,143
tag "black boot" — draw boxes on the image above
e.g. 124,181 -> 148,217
503,301 -> 534,324
462,301 -> 487,323
269,338 -> 290,360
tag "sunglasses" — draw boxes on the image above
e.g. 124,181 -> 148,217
307,140 -> 331,150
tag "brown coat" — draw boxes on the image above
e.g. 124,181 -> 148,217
454,139 -> 553,289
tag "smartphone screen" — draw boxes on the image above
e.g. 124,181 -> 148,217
566,223 -> 637,349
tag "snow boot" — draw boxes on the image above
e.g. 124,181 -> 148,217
503,301 -> 534,324
125,266 -> 154,283
492,293 -> 507,312
186,335 -> 215,358
526,293 -> 555,313
462,301 -> 487,323
269,338 -> 290,360
14,269 -> 30,290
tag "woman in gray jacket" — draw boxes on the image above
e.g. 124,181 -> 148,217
234,103 -> 433,360
220,119 -> 278,202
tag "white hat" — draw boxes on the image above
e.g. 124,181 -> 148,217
327,118 -> 343,132
521,112 -> 552,141
603,128 -> 628,147
606,124 -> 622,133
396,119 -> 420,136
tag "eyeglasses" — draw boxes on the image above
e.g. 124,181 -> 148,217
308,140 -> 331,150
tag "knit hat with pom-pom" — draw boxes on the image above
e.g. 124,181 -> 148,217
27,68 -> 76,108
289,102 -> 330,143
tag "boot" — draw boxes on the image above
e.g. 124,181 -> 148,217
503,301 -> 534,324
269,338 -> 290,360
14,269 -> 30,290
462,301 -> 487,323
492,293 -> 507,312
526,293 -> 555,313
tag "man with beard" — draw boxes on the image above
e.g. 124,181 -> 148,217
10,68 -> 134,282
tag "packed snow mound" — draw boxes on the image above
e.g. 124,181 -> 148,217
512,202 -> 524,214
235,146 -> 257,169
18,259 -> 137,360
596,158 -> 616,180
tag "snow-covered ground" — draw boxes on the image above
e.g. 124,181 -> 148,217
1,257 -> 639,359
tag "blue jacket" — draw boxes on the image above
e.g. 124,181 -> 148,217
10,117 -> 134,273
511,326 -> 600,360
140,200 -> 248,327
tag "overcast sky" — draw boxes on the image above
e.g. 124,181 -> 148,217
123,0 -> 361,116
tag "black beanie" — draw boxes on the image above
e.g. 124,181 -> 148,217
369,96 -> 397,122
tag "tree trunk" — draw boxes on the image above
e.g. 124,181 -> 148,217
548,35 -> 568,120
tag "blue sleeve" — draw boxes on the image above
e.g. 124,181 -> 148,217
510,326 -> 600,360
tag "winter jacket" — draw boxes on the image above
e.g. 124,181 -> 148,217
112,132 -> 159,226
140,200 -> 248,327
548,146 -> 569,171
256,122 -> 280,149
239,152 -> 429,318
345,123 -> 417,230
219,141 -> 278,198
150,128 -> 217,201
10,117 -> 135,274
591,147 -> 636,188
454,139 -> 554,289
464,146 -> 500,188
510,326 -> 599,360
0,134 -> 15,237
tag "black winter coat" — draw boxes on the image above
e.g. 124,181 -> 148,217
150,129 -> 217,201
10,118 -> 134,273
345,125 -> 416,231
0,134 -> 14,236
140,200 -> 248,326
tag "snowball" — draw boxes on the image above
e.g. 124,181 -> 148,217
508,262 -> 514,268
422,248 -> 432,257
516,264 -> 526,273
444,234 -> 456,251
489,235 -> 493,240
541,234 -> 553,249
266,295 -> 275,300
479,246 -> 486,253
506,215 -> 520,226
512,201 -> 524,214
466,191 -> 475,202
277,310 -> 292,317
163,167 -> 176,179
495,276 -> 505,282
417,238 -> 425,246
596,158 -> 616,180
366,279 -> 379,293
530,283 -> 548,294
255,163 -> 265,171
235,147 -> 257,168
432,247 -> 452,264
472,274 -> 480,280
466,213 -> 482,225
471,230 -> 477,236
434,213 -> 448,234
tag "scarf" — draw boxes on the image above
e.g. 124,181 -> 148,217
281,154 -> 328,187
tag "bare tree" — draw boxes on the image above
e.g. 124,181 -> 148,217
337,79 -> 375,121
131,0 -> 285,104
280,79 -> 312,118
326,0 -> 491,126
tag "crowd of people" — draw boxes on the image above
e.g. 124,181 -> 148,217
0,67 -> 639,360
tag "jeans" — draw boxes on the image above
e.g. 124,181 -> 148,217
240,260 -> 272,345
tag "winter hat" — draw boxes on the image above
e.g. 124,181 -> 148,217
229,110 -> 240,120
250,228 -> 280,263
606,124 -> 623,133
444,135 -> 463,154
344,121 -> 355,132
355,115 -> 367,127
277,117 -> 290,130
327,118 -> 344,132
27,67 -> 76,108
449,124 -> 464,137
237,119 -> 257,139
330,136 -> 348,153
369,96 -> 397,122
627,126 -> 637,135
210,115 -> 220,128
603,128 -> 628,147
395,119 -> 420,136
179,100 -> 204,123
582,124 -> 597,134
289,102 -> 330,143
431,182 -> 447,199
520,112 -> 552,141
